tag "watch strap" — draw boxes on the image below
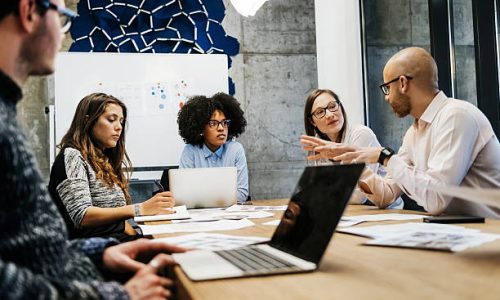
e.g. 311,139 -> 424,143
378,147 -> 395,165
134,203 -> 141,217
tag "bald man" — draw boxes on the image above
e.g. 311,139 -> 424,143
303,47 -> 500,218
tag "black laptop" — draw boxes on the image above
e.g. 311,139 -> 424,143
172,164 -> 365,281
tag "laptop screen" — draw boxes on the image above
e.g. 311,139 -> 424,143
269,164 -> 364,265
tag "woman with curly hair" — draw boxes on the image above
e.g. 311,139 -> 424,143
49,93 -> 175,241
177,92 -> 249,203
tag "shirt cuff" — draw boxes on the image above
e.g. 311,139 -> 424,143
79,237 -> 120,270
385,154 -> 405,179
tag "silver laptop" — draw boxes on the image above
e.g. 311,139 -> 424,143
169,167 -> 237,209
172,164 -> 365,281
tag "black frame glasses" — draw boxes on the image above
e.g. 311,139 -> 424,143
207,119 -> 231,129
35,0 -> 78,33
379,75 -> 413,95
310,101 -> 340,119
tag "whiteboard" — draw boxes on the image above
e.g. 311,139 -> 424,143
54,52 -> 228,179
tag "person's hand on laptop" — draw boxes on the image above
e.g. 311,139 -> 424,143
123,254 -> 176,300
140,191 -> 176,215
104,239 -> 186,299
103,238 -> 186,274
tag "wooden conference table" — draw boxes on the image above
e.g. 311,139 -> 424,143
151,199 -> 500,300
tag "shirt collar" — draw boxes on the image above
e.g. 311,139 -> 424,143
416,91 -> 448,126
0,69 -> 23,104
202,143 -> 225,158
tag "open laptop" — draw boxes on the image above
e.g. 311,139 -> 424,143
168,167 -> 237,208
172,163 -> 365,281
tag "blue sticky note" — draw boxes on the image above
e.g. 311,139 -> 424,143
181,0 -> 204,14
69,38 -> 93,52
204,0 -> 225,22
117,38 -> 136,52
151,2 -> 181,20
169,15 -> 195,42
155,41 -> 176,53
108,5 -> 137,25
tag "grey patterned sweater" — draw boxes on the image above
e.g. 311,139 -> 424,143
0,70 -> 129,299
49,147 -> 127,239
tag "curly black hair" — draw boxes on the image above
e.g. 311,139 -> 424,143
177,92 -> 247,146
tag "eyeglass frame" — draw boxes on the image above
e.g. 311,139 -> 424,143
379,75 -> 413,95
35,0 -> 78,33
207,119 -> 231,129
310,100 -> 340,119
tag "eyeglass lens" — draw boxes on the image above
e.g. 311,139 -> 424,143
312,102 -> 339,119
381,85 -> 389,95
208,120 -> 231,128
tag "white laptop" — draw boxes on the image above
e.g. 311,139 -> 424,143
172,164 -> 365,281
168,167 -> 237,209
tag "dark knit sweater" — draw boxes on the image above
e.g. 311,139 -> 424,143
0,70 -> 129,299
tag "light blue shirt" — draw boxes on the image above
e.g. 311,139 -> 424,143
179,140 -> 249,203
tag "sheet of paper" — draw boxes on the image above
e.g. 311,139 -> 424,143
185,209 -> 274,221
226,204 -> 287,212
134,205 -> 189,222
139,219 -> 255,235
428,184 -> 500,209
337,213 -> 424,227
366,231 -> 500,252
263,220 -> 280,226
337,222 -> 480,239
338,218 -> 364,227
154,233 -> 268,251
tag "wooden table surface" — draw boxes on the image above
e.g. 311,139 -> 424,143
153,199 -> 500,300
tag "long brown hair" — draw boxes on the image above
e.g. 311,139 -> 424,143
58,93 -> 132,201
303,89 -> 348,143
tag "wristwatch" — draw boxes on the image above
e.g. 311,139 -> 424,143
134,204 -> 141,217
378,147 -> 395,165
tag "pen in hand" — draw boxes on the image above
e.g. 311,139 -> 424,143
153,180 -> 176,213
154,180 -> 164,192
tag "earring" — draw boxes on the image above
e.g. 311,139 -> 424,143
200,133 -> 204,136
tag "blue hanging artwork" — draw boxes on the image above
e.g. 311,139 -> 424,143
69,0 -> 239,94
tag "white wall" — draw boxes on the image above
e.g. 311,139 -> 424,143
314,0 -> 365,125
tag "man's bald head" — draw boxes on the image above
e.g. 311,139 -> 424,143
384,47 -> 439,93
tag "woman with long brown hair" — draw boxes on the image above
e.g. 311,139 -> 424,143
49,93 -> 175,241
300,89 -> 402,208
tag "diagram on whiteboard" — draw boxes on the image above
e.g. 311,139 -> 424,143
89,80 -> 190,116
173,80 -> 189,109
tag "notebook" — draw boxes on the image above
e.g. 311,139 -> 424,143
172,163 -> 365,281
168,167 -> 237,209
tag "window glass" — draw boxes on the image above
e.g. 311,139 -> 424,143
362,0 -> 430,150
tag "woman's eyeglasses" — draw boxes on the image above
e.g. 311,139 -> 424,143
311,101 -> 339,119
207,119 -> 231,129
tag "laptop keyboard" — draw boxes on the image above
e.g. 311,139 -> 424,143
215,245 -> 302,274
